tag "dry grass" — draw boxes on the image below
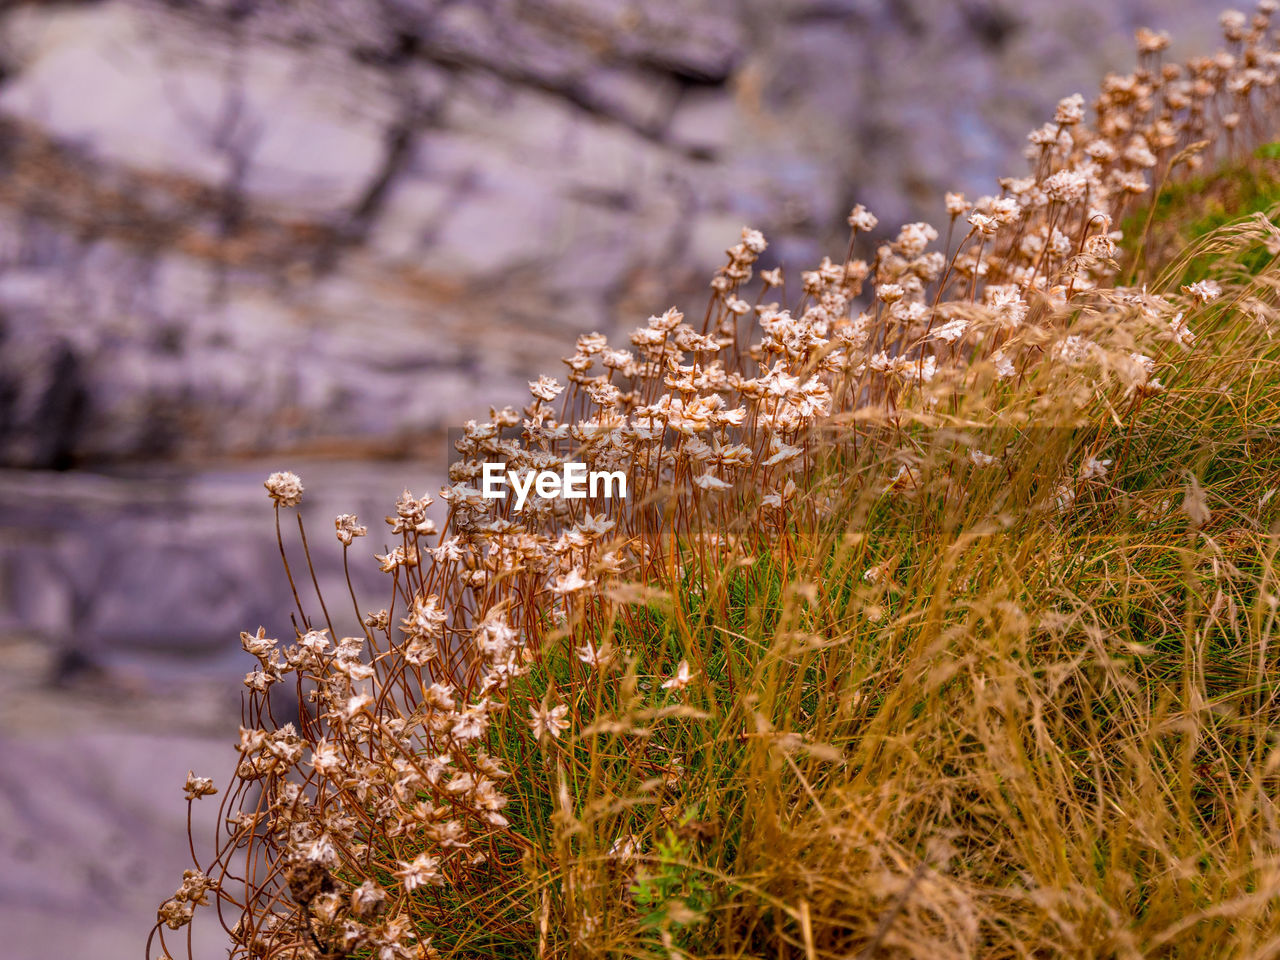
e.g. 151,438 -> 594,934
150,8 -> 1280,959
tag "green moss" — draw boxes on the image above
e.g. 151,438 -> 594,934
1121,145 -> 1280,285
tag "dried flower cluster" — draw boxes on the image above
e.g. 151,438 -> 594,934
150,9 -> 1280,959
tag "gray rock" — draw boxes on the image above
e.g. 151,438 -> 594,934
0,4 -> 390,215
667,89 -> 736,156
0,0 -> 1225,467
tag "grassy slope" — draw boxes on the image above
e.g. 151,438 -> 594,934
1122,144 -> 1280,286
440,167 -> 1280,958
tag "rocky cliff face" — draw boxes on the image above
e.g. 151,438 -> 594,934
0,0 -> 1219,466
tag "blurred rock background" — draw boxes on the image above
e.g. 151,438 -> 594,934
0,0 -> 1224,956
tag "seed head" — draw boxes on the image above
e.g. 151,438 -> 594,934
335,513 -> 368,545
183,771 -> 218,800
529,703 -> 570,741
847,204 -> 879,233
264,471 -> 303,507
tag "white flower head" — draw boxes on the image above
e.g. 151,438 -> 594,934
1054,93 -> 1086,125
529,376 -> 565,402
264,471 -> 303,507
930,317 -> 970,343
847,204 -> 879,233
1080,457 -> 1112,480
693,472 -> 732,492
550,569 -> 596,595
1169,312 -> 1197,348
740,226 -> 767,254
876,283 -> 906,304
1182,280 -> 1221,305
530,703 -> 570,741
661,659 -> 696,692
183,771 -> 217,800
577,640 -> 616,669
334,513 -> 367,545
394,852 -> 443,891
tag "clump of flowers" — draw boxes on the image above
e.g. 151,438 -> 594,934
149,8 -> 1280,959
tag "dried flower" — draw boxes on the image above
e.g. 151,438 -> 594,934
264,471 -> 303,507
530,703 -> 571,741
661,659 -> 696,692
394,852 -> 444,891
551,569 -> 596,595
1183,279 -> 1222,304
847,204 -> 879,233
1054,93 -> 1086,125
529,376 -> 565,401
1080,457 -> 1113,480
335,513 -> 368,545
184,771 -> 218,800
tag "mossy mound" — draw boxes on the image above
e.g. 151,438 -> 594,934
1122,144 -> 1280,286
